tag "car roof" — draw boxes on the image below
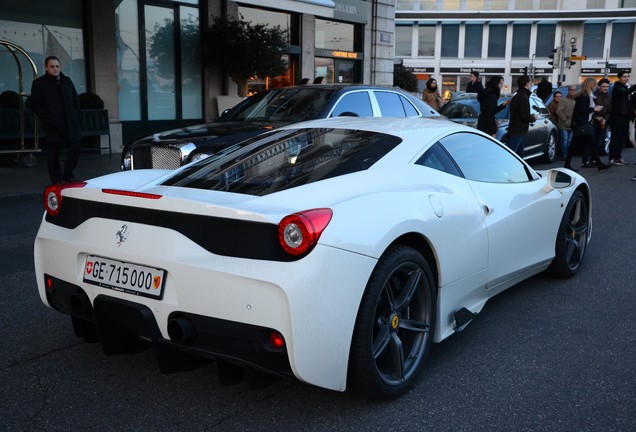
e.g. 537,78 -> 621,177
278,115 -> 471,137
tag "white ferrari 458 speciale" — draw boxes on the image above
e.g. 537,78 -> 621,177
35,117 -> 591,398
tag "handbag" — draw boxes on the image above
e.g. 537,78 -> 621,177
573,122 -> 594,137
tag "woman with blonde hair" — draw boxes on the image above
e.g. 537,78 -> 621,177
564,78 -> 611,171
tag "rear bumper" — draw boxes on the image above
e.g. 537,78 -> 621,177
44,274 -> 293,377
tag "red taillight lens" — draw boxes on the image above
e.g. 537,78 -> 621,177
43,182 -> 87,216
277,208 -> 332,256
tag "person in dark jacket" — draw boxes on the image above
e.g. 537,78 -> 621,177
466,71 -> 484,94
477,75 -> 508,137
30,56 -> 82,184
581,78 -> 611,167
507,75 -> 536,157
608,70 -> 636,165
535,76 -> 553,102
564,77 -> 611,172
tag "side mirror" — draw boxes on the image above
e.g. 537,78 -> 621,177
544,169 -> 574,193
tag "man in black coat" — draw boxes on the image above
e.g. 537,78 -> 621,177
608,70 -> 636,165
507,75 -> 536,157
466,71 -> 484,94
30,56 -> 82,184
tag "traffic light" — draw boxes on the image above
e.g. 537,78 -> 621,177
523,66 -> 528,75
548,48 -> 557,67
568,38 -> 577,68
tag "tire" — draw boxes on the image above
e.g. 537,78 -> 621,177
348,245 -> 436,399
542,132 -> 557,163
547,190 -> 589,278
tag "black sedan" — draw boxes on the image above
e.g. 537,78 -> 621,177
439,93 -> 558,163
121,85 -> 440,170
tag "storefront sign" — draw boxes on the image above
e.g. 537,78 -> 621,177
412,67 -> 434,73
440,67 -> 505,74
333,0 -> 369,24
315,48 -> 364,60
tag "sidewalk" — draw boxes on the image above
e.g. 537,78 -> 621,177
0,152 -> 122,199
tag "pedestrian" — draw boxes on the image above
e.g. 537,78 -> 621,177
608,70 -> 636,165
507,75 -> 536,157
547,90 -> 561,116
29,56 -> 82,184
564,77 -> 611,172
535,76 -> 553,102
581,78 -> 611,167
555,85 -> 576,159
422,77 -> 444,111
466,71 -> 484,94
477,75 -> 509,137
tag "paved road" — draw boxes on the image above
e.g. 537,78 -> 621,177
1,150 -> 635,432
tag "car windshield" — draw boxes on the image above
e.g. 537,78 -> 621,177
221,88 -> 340,123
163,128 -> 402,196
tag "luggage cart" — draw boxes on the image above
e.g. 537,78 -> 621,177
0,40 -> 40,167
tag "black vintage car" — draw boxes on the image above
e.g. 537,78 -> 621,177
121,84 -> 441,170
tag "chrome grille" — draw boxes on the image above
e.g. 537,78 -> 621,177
132,146 -> 183,170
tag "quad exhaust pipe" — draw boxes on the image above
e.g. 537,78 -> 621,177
167,316 -> 196,344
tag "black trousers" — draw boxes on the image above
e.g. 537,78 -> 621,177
565,131 -> 601,166
47,139 -> 81,183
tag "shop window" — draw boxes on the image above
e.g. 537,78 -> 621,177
583,23 -> 606,58
116,0 -> 141,120
0,18 -> 86,94
145,5 -> 176,120
536,24 -> 556,57
441,24 -> 459,58
464,24 -> 482,58
488,24 -> 507,58
116,0 -> 202,122
610,22 -> 635,57
511,24 -> 531,58
418,25 -> 435,56
316,19 -> 355,51
395,25 -> 413,57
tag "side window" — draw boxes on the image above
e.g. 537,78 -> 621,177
374,91 -> 407,117
331,92 -> 374,117
415,142 -> 462,177
531,98 -> 548,116
439,132 -> 533,183
400,95 -> 420,116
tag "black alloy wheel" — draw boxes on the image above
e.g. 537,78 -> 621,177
349,245 -> 435,399
548,190 -> 589,278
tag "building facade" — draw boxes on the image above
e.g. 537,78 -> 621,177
0,0 -> 396,151
3,0 -> 635,154
395,0 -> 636,97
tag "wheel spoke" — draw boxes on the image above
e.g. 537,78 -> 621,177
399,318 -> 430,333
373,321 -> 391,359
394,269 -> 421,312
389,332 -> 405,381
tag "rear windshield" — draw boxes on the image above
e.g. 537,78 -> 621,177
163,128 -> 402,196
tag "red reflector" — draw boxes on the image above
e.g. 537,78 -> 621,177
46,277 -> 53,291
269,331 -> 285,349
102,189 -> 162,199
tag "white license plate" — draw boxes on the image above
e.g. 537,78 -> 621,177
83,255 -> 165,298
